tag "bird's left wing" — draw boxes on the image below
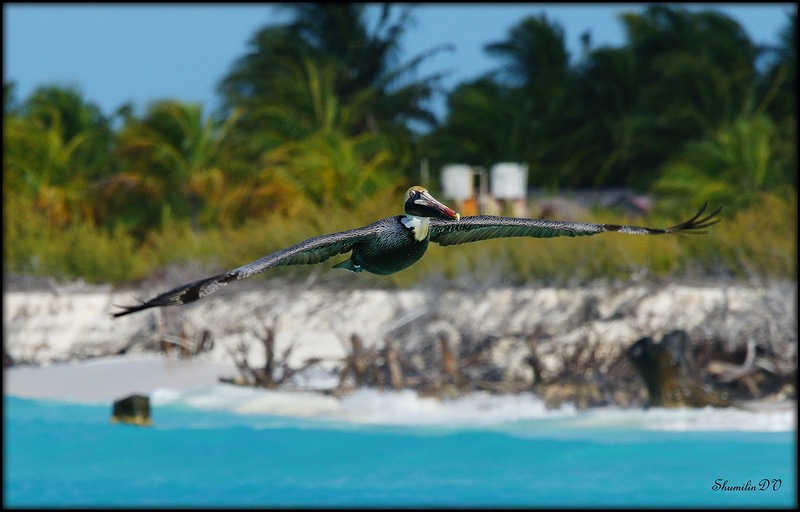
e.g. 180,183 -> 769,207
112,222 -> 384,317
429,202 -> 720,246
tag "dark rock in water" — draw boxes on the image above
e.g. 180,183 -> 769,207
627,330 -> 730,408
111,394 -> 152,426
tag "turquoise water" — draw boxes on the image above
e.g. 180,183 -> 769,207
4,394 -> 796,507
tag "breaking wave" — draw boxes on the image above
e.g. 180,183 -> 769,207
150,384 -> 795,433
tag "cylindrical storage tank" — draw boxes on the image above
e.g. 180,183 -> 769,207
490,162 -> 528,199
441,164 -> 475,200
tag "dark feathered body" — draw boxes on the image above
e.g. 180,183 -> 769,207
342,216 -> 429,275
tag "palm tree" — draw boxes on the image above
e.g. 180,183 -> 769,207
422,14 -> 574,187
3,84 -> 126,228
108,100 -> 241,233
221,57 -> 403,221
550,5 -> 764,190
654,113 -> 786,211
19,85 -> 118,181
622,6 -> 758,139
4,89 -> 136,282
757,11 -> 796,190
4,110 -> 89,227
218,4 -> 451,139
560,46 -> 645,188
420,78 -> 526,171
760,11 -> 796,120
485,13 -> 571,89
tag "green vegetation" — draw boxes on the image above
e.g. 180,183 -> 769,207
4,5 -> 796,285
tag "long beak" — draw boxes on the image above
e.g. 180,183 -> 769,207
409,190 -> 461,221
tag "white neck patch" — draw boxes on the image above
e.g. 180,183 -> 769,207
401,214 -> 430,241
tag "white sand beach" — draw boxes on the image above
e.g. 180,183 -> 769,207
4,354 -> 235,401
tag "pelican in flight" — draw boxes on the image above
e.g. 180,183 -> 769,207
113,186 -> 720,317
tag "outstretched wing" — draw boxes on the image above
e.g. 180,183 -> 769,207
429,202 -> 721,246
112,221 -> 385,317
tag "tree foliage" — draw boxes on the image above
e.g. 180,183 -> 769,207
421,5 -> 795,195
3,5 -> 796,284
218,4 -> 450,138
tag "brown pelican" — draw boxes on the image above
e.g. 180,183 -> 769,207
113,186 -> 720,318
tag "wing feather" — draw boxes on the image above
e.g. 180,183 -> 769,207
112,221 -> 384,317
430,203 -> 721,246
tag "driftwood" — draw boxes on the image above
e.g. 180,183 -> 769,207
210,304 -> 794,410
220,326 -> 319,388
384,339 -> 404,390
704,340 -> 797,401
627,330 -> 730,408
338,334 -> 374,388
525,334 -> 544,390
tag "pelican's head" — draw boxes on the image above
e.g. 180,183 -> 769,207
404,186 -> 460,221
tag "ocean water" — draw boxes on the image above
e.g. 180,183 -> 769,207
4,387 -> 797,508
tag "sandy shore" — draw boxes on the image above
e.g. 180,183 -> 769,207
4,355 -> 235,401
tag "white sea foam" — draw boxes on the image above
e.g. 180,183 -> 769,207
7,353 -> 794,433
153,384 -> 795,433
545,404 -> 796,433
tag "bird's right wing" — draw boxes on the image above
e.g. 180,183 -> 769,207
429,202 -> 721,246
112,221 -> 385,317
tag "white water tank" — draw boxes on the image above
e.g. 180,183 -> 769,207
441,164 -> 475,200
491,162 -> 528,199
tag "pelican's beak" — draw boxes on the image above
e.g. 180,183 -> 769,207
407,189 -> 460,221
